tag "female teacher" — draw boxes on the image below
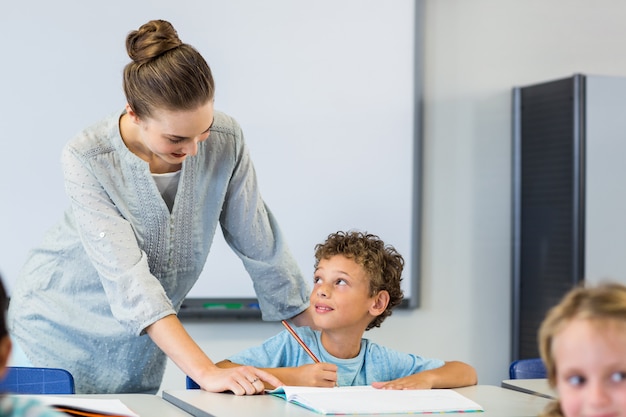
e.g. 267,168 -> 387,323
8,19 -> 311,395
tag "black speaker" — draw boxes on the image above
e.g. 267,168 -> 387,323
511,74 -> 585,360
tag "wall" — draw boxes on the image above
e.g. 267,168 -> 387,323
162,0 -> 626,391
584,76 -> 626,285
3,0 -> 626,392
0,0 -> 417,305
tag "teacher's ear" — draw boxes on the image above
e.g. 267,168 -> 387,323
125,103 -> 141,124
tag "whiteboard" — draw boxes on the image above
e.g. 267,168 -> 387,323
0,0 -> 420,316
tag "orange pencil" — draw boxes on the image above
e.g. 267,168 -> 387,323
281,320 -> 339,387
281,320 -> 320,363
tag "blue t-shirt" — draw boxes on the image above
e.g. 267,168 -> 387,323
227,327 -> 445,387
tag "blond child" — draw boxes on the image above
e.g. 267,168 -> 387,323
217,231 -> 477,389
538,282 -> 626,417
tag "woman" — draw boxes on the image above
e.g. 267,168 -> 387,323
8,19 -> 311,395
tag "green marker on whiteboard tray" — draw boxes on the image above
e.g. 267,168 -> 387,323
203,302 -> 244,309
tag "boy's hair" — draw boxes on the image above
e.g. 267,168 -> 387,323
539,282 -> 626,388
314,231 -> 404,330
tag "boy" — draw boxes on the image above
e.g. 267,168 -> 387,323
217,231 -> 477,389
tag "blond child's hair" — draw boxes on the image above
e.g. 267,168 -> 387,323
538,282 -> 626,417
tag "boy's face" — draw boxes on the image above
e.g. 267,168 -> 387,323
310,255 -> 379,331
553,318 -> 626,417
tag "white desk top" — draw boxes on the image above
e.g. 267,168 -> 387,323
163,385 -> 552,417
501,378 -> 557,399
46,393 -> 192,417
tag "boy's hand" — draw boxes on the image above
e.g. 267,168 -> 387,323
371,361 -> 478,390
371,373 -> 433,390
297,362 -> 338,387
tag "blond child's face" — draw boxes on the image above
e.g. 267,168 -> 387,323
310,255 -> 377,331
552,318 -> 626,417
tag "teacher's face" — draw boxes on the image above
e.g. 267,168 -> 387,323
134,101 -> 214,165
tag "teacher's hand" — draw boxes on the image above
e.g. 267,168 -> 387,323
199,365 -> 283,395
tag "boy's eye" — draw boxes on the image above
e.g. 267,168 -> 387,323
611,372 -> 626,383
567,375 -> 585,386
336,279 -> 347,286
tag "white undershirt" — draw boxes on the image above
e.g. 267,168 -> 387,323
152,170 -> 181,212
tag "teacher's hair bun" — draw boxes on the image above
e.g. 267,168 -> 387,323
126,19 -> 182,65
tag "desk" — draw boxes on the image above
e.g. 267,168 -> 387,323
30,394 -> 192,417
162,385 -> 552,417
501,378 -> 557,399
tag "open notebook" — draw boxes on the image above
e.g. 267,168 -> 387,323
267,386 -> 484,415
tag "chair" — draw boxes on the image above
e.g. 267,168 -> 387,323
0,366 -> 75,394
509,358 -> 547,379
186,375 -> 200,389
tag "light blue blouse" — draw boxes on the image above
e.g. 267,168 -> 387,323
8,109 -> 309,394
227,327 -> 445,387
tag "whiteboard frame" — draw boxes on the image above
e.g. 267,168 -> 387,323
180,1 -> 424,320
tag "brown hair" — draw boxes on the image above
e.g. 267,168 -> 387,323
0,274 -> 7,339
314,231 -> 404,330
538,282 -> 626,417
123,20 -> 215,118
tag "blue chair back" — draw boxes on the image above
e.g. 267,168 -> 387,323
0,366 -> 75,394
186,375 -> 200,389
509,358 -> 547,379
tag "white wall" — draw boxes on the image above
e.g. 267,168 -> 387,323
3,0 -> 626,392
0,0 -> 417,304
162,0 -> 626,391
584,76 -> 626,285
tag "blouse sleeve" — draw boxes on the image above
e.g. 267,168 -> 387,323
217,123 -> 310,321
61,144 -> 175,335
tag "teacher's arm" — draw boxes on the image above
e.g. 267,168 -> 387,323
145,314 -> 283,395
288,306 -> 316,328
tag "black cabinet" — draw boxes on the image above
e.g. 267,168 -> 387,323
511,74 -> 626,359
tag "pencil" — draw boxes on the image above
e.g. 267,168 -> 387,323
281,319 -> 320,363
281,319 -> 339,387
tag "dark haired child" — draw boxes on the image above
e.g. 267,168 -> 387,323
0,275 -> 66,416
